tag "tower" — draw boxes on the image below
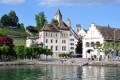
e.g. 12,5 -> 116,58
76,24 -> 81,34
54,8 -> 62,23
66,18 -> 71,27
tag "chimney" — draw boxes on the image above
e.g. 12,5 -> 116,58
76,24 -> 81,34
66,18 -> 71,27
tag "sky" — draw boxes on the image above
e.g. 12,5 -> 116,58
0,0 -> 120,31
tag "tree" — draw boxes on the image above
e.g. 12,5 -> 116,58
0,45 -> 10,60
18,23 -> 25,29
0,21 -> 3,27
35,12 -> 47,30
75,39 -> 82,54
9,11 -> 19,27
0,36 -> 14,47
51,19 -> 59,26
14,46 -> 25,59
1,14 -> 10,27
26,26 -> 34,32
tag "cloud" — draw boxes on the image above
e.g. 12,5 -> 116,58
0,0 -> 25,5
38,0 -> 120,6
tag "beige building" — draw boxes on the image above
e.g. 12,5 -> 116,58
28,9 -> 78,58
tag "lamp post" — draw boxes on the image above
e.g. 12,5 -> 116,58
114,29 -> 116,57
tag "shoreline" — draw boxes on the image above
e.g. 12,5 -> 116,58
88,61 -> 120,67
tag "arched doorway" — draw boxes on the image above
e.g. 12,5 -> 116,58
86,49 -> 94,59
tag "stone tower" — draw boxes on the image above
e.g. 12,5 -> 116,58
66,18 -> 71,27
76,24 -> 81,34
54,8 -> 62,23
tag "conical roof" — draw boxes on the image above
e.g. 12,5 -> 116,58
55,8 -> 62,16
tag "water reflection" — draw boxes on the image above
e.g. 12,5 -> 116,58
0,65 -> 120,80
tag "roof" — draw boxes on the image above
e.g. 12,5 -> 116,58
70,29 -> 79,39
67,18 -> 70,21
55,8 -> 62,16
58,21 -> 70,30
96,25 -> 120,41
83,29 -> 87,32
41,24 -> 60,32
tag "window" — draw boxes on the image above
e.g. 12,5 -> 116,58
56,33 -> 57,37
96,41 -> 100,45
71,47 -> 74,50
62,40 -> 66,43
62,46 -> 66,51
70,43 -> 74,45
46,39 -> 48,43
70,34 -> 72,36
46,46 -> 48,48
56,46 -> 58,51
91,42 -> 95,47
70,39 -> 74,41
51,33 -> 52,37
86,42 -> 90,47
51,39 -> 53,43
51,46 -> 53,50
46,33 -> 48,37
56,40 -> 58,43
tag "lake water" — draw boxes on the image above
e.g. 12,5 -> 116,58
0,65 -> 120,80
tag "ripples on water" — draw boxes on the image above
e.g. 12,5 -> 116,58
0,65 -> 120,80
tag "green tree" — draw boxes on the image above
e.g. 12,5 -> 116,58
0,45 -> 10,59
14,46 -> 25,59
1,14 -> 10,27
18,23 -> 25,29
51,19 -> 59,26
35,12 -> 47,30
0,21 -> 3,27
75,39 -> 82,54
9,11 -> 19,27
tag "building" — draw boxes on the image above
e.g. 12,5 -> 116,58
29,8 -> 78,58
82,23 -> 119,59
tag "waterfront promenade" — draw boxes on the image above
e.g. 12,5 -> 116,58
0,58 -> 88,66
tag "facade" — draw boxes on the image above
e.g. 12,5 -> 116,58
37,9 -> 78,58
82,23 -> 119,59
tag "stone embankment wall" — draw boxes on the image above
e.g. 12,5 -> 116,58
88,61 -> 120,67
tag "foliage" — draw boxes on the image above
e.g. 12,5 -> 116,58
26,26 -> 35,32
0,10 -> 19,27
18,23 -> 25,29
0,45 -> 10,55
35,12 -> 47,30
59,53 -> 70,58
0,36 -> 14,47
75,39 -> 82,54
51,19 -> 59,26
102,42 -> 113,56
1,14 -> 10,26
8,11 -> 19,27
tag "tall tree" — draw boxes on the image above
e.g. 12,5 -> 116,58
9,11 -> 19,27
1,14 -> 10,27
75,39 -> 82,54
35,12 -> 47,30
51,19 -> 59,26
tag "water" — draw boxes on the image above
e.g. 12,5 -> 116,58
0,65 -> 120,80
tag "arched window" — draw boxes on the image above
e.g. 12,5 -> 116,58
96,41 -> 100,45
86,42 -> 90,47
91,42 -> 95,47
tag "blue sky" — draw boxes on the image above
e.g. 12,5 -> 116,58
0,0 -> 120,31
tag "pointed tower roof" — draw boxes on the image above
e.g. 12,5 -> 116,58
55,8 -> 62,16
67,18 -> 70,21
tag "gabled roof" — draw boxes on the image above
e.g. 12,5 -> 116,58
55,8 -> 62,16
58,21 -> 70,30
70,29 -> 79,39
96,25 -> 120,41
41,24 -> 60,32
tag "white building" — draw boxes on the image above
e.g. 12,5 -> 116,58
82,23 -> 119,59
31,8 -> 78,58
